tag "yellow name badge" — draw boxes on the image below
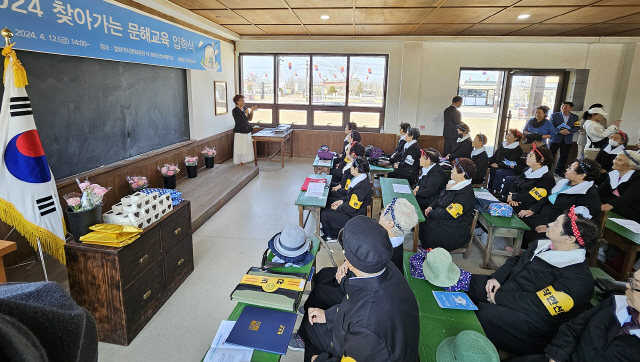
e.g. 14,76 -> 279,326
446,203 -> 463,218
574,120 -> 581,127
341,357 -> 357,362
345,179 -> 351,189
349,194 -> 362,209
529,187 -> 548,201
240,275 -> 305,293
537,285 -> 574,316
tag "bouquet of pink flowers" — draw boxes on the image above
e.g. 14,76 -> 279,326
63,178 -> 111,212
201,147 -> 217,158
185,156 -> 198,166
126,175 -> 148,192
159,164 -> 180,177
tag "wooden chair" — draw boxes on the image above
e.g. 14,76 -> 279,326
450,210 -> 479,260
588,209 -> 609,267
367,204 -> 372,218
472,169 -> 491,189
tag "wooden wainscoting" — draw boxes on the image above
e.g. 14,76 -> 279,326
1,130 -> 234,268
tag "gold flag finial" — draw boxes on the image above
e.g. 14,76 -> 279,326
1,28 -> 12,47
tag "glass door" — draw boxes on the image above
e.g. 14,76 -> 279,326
498,70 -> 568,144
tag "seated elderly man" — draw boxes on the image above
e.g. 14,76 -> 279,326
290,216 -> 419,362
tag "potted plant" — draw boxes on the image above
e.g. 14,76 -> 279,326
201,147 -> 217,168
185,156 -> 198,178
159,164 -> 180,189
63,179 -> 110,240
126,175 -> 148,192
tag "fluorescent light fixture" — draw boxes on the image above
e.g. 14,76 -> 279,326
320,15 -> 330,19
517,14 -> 531,19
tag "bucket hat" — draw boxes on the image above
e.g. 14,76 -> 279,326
269,225 -> 309,258
436,330 -> 499,362
410,248 -> 471,290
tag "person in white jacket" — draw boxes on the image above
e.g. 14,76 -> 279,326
583,107 -> 622,159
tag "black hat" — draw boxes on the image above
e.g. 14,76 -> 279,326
342,216 -> 392,273
523,133 -> 543,144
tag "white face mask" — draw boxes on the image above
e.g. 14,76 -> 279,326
609,139 -> 619,147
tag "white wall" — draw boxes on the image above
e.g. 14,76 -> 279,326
187,40 -> 236,140
237,37 -> 640,139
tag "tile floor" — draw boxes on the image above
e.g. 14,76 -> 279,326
9,157 -> 509,362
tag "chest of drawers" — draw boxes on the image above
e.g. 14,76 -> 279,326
65,201 -> 194,345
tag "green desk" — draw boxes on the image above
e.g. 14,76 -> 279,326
295,174 -> 332,235
590,266 -> 613,306
313,156 -> 333,174
369,163 -> 394,175
599,211 -> 640,281
201,238 -> 320,362
380,178 -> 426,252
473,189 -> 530,269
403,252 -> 484,362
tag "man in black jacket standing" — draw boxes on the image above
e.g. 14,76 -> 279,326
294,216 -> 419,362
443,95 -> 463,156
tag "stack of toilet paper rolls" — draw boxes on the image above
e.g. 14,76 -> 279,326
103,191 -> 174,229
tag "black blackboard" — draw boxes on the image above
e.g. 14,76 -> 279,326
2,50 -> 189,179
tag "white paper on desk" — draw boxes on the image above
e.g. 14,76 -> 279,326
474,191 -> 499,202
306,182 -> 326,198
317,159 -> 332,166
392,184 -> 412,194
203,321 -> 253,362
609,218 -> 640,234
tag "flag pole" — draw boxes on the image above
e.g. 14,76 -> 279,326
36,239 -> 49,281
1,28 -> 12,47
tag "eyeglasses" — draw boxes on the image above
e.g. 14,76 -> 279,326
629,278 -> 640,293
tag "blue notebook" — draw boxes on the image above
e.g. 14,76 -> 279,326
225,306 -> 298,355
432,291 -> 478,311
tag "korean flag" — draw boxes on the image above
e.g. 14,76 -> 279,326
0,45 -> 66,264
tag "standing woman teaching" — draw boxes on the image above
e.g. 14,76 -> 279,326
232,94 -> 257,166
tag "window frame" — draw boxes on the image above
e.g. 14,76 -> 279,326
238,53 -> 388,132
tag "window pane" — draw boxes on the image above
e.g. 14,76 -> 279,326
241,55 -> 274,104
279,109 -> 307,127
312,56 -> 347,106
314,111 -> 343,127
277,56 -> 310,105
349,112 -> 380,129
348,56 -> 385,107
252,109 -> 273,124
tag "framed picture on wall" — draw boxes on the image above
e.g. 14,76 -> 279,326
214,81 -> 227,115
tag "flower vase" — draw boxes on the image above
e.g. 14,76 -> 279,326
163,175 -> 176,189
205,157 -> 215,168
187,165 -> 197,178
66,204 -> 103,241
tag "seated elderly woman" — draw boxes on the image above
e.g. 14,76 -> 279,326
388,127 -> 421,185
419,157 -> 476,251
320,156 -> 372,242
518,157 -> 601,249
488,129 -> 524,193
504,145 -> 555,214
509,269 -> 640,362
467,207 -> 597,356
599,150 -> 640,223
330,131 -> 361,183
379,198 -> 420,274
413,148 -> 448,211
328,143 -> 365,202
446,122 -> 472,160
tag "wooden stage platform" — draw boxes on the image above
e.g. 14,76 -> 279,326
176,164 -> 259,232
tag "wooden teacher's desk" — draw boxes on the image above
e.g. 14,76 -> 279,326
0,240 -> 17,283
599,211 -> 640,281
252,129 -> 293,168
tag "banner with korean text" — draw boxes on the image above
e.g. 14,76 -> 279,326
0,0 -> 222,71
